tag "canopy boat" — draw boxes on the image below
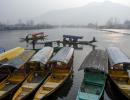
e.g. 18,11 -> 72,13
0,47 -> 25,82
0,50 -> 35,99
20,32 -> 48,42
76,49 -> 108,100
12,47 -> 54,100
34,47 -> 74,100
107,47 -> 130,100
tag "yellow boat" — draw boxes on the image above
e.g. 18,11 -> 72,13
12,47 -> 54,100
0,50 -> 35,99
0,47 -> 25,82
34,47 -> 74,100
0,47 -> 24,62
107,47 -> 130,100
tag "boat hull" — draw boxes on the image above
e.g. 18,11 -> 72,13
0,80 -> 24,100
34,68 -> 73,100
76,71 -> 107,100
12,71 -> 51,100
107,75 -> 129,100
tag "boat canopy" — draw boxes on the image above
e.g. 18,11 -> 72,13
78,49 -> 108,73
30,47 -> 53,65
50,47 -> 74,64
63,35 -> 83,39
0,47 -> 24,61
107,47 -> 130,67
0,50 -> 35,69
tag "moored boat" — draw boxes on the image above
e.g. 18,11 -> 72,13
33,47 -> 74,100
76,49 -> 108,100
12,47 -> 54,100
0,50 -> 35,99
107,47 -> 130,100
0,47 -> 25,82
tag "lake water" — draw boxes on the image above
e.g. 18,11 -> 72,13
0,28 -> 130,100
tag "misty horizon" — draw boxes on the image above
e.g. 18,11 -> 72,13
0,0 -> 130,25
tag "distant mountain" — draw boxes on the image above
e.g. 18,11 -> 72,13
34,1 -> 130,25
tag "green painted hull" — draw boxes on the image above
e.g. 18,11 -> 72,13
76,71 -> 107,100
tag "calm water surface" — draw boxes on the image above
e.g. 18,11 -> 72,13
0,28 -> 130,100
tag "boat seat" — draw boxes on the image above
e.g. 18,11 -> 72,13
118,84 -> 130,90
84,72 -> 106,86
77,92 -> 99,100
40,90 -> 50,94
8,75 -> 25,83
0,91 -> 6,96
44,82 -> 59,88
35,93 -> 45,99
110,70 -> 128,79
53,73 -> 68,77
110,74 -> 128,79
22,83 -> 38,89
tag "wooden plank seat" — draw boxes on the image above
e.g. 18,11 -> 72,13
22,83 -> 38,89
110,74 -> 128,79
8,75 -> 25,83
118,84 -> 130,90
53,73 -> 68,76
44,82 -> 59,88
0,91 -> 6,96
35,93 -> 45,99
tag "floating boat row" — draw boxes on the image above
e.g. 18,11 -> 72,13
77,47 -> 130,100
1,46 -> 130,100
0,46 -> 74,100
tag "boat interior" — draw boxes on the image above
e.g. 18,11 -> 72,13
34,60 -> 73,99
12,62 -> 51,100
109,63 -> 130,97
0,68 -> 28,96
81,71 -> 106,96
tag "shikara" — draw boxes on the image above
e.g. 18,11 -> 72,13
33,47 -> 74,100
76,49 -> 108,100
0,50 -> 35,99
12,47 -> 54,100
0,47 -> 25,82
107,47 -> 130,100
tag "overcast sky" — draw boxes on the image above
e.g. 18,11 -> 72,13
0,0 -> 130,24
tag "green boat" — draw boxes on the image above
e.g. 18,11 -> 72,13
76,49 -> 108,100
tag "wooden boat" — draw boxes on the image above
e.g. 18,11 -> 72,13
33,47 -> 74,100
0,47 -> 25,82
76,49 -> 108,100
107,47 -> 130,99
20,32 -> 48,42
12,47 -> 54,100
0,50 -> 35,99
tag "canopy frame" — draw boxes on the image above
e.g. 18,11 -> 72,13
107,47 -> 130,67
